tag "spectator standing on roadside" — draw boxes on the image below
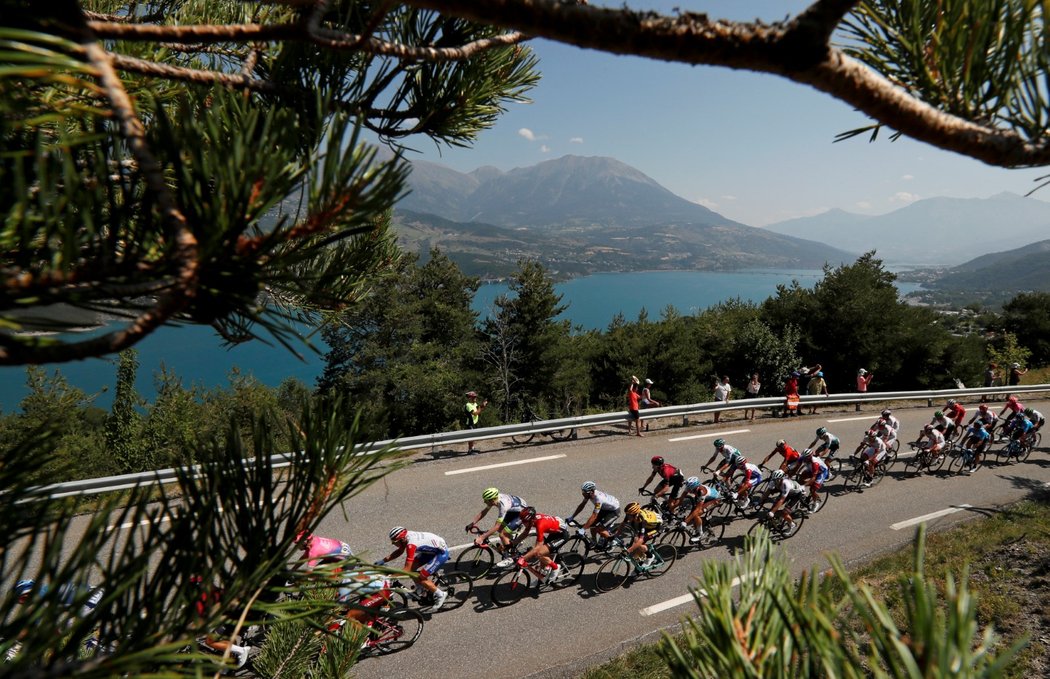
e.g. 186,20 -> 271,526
465,391 -> 488,454
713,375 -> 731,423
640,378 -> 661,432
743,372 -> 761,421
1008,363 -> 1028,386
981,362 -> 999,403
784,371 -> 800,417
626,376 -> 644,437
807,370 -> 829,415
855,368 -> 873,411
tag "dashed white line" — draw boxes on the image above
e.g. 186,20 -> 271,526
108,516 -> 171,531
826,415 -> 878,423
891,504 -> 973,531
668,429 -> 750,442
444,454 -> 567,476
640,574 -> 751,616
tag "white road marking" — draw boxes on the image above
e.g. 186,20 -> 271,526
668,429 -> 749,442
109,516 -> 171,531
640,574 -> 749,616
826,415 -> 878,423
444,454 -> 566,476
891,504 -> 973,531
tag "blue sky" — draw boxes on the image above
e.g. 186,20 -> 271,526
408,1 -> 1049,226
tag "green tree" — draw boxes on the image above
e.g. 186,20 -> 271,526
1001,292 -> 1050,364
988,332 -> 1032,377
105,349 -> 146,473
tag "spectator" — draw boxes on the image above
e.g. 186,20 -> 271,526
981,362 -> 999,403
807,370 -> 828,415
743,372 -> 761,421
784,371 -> 800,417
713,375 -> 731,423
626,376 -> 643,437
465,391 -> 488,454
640,378 -> 661,432
855,368 -> 873,411
1008,362 -> 1028,386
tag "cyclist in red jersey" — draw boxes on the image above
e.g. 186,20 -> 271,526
509,507 -> 571,583
639,456 -> 685,510
758,439 -> 801,474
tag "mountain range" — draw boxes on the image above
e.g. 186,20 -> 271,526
393,155 -> 854,278
763,193 -> 1050,266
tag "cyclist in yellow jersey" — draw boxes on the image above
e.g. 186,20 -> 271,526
619,502 -> 662,568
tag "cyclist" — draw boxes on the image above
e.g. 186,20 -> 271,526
915,423 -> 946,464
759,439 -> 801,474
680,476 -> 722,543
336,568 -> 393,623
468,487 -> 528,568
997,395 -> 1026,438
618,502 -> 663,569
857,430 -> 888,487
873,409 -> 900,450
568,481 -> 621,550
639,456 -> 685,511
703,438 -> 742,475
295,532 -> 353,569
960,421 -> 991,473
944,399 -> 967,434
189,576 -> 258,668
1024,407 -> 1045,434
795,450 -> 829,510
766,469 -> 806,534
727,453 -> 764,508
509,507 -> 571,583
807,427 -> 841,462
1009,411 -> 1035,449
919,410 -> 953,440
968,404 -> 997,432
377,527 -> 449,613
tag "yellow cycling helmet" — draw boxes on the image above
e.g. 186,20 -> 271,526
624,502 -> 641,516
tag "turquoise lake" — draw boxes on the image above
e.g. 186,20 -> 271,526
0,269 -> 921,411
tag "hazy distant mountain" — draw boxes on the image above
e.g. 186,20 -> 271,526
763,193 -> 1050,266
926,240 -> 1050,293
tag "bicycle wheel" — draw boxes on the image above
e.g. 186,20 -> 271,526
454,545 -> 495,580
1019,440 -> 1034,462
510,431 -> 535,445
435,571 -> 472,611
947,451 -> 969,475
551,548 -> 586,586
366,606 -> 424,656
594,556 -> 631,593
559,535 -> 592,565
926,450 -> 947,474
1031,432 -> 1043,451
548,428 -> 575,442
778,513 -> 805,539
659,527 -> 689,556
869,462 -> 888,487
747,517 -> 771,538
884,447 -> 899,469
996,443 -> 1018,466
808,486 -> 829,513
674,496 -> 695,519
890,439 -> 901,455
904,451 -> 926,476
825,457 -> 842,480
644,543 -> 677,577
490,568 -> 532,607
694,515 -> 727,548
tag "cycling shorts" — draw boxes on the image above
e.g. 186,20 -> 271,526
541,528 -> 569,550
861,447 -> 885,463
655,473 -> 685,499
498,510 -> 524,533
812,467 -> 829,487
595,507 -> 620,528
411,549 -> 450,578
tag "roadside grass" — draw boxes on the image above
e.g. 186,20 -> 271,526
582,491 -> 1050,679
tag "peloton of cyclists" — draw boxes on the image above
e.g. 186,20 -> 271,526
639,456 -> 685,511
508,507 -> 572,583
568,481 -> 621,550
468,487 -> 528,569
376,527 -> 450,613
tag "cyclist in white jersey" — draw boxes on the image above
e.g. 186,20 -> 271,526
874,409 -> 900,448
703,438 -> 741,477
377,527 -> 450,613
807,427 -> 840,460
968,404 -> 997,432
915,424 -> 946,461
469,487 -> 528,568
858,431 -> 888,486
568,481 -> 621,549
766,470 -> 806,532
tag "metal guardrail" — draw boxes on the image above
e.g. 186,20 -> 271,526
14,384 -> 1050,501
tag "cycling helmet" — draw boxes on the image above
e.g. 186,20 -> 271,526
934,411 -> 944,418
1024,408 -> 1034,417
581,481 -> 597,493
1008,395 -> 1019,403
881,409 -> 892,417
624,502 -> 641,516
727,452 -> 743,466
685,476 -> 701,490
775,439 -> 786,449
771,469 -> 785,482
650,455 -> 664,466
816,427 -> 827,437
519,506 -> 537,522
946,399 -> 956,407
388,526 -> 408,542
713,438 -> 725,448
13,580 -> 34,597
924,424 -> 934,432
482,487 -> 499,502
800,448 -> 813,458
979,404 -> 989,412
865,430 -> 877,440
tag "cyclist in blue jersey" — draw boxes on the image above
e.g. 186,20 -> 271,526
468,487 -> 528,568
960,422 -> 991,473
568,481 -> 621,549
377,527 -> 450,613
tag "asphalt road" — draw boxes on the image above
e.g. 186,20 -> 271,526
331,399 -> 1050,679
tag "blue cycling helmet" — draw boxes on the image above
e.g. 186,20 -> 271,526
581,481 -> 597,493
685,476 -> 701,490
14,580 -> 35,597
713,438 -> 725,448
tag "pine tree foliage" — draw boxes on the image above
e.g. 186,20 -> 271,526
0,0 -> 539,365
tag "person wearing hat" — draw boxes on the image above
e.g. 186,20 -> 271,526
465,391 -> 488,454
1008,362 -> 1028,386
806,370 -> 828,415
855,368 -> 873,411
640,378 -> 661,431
